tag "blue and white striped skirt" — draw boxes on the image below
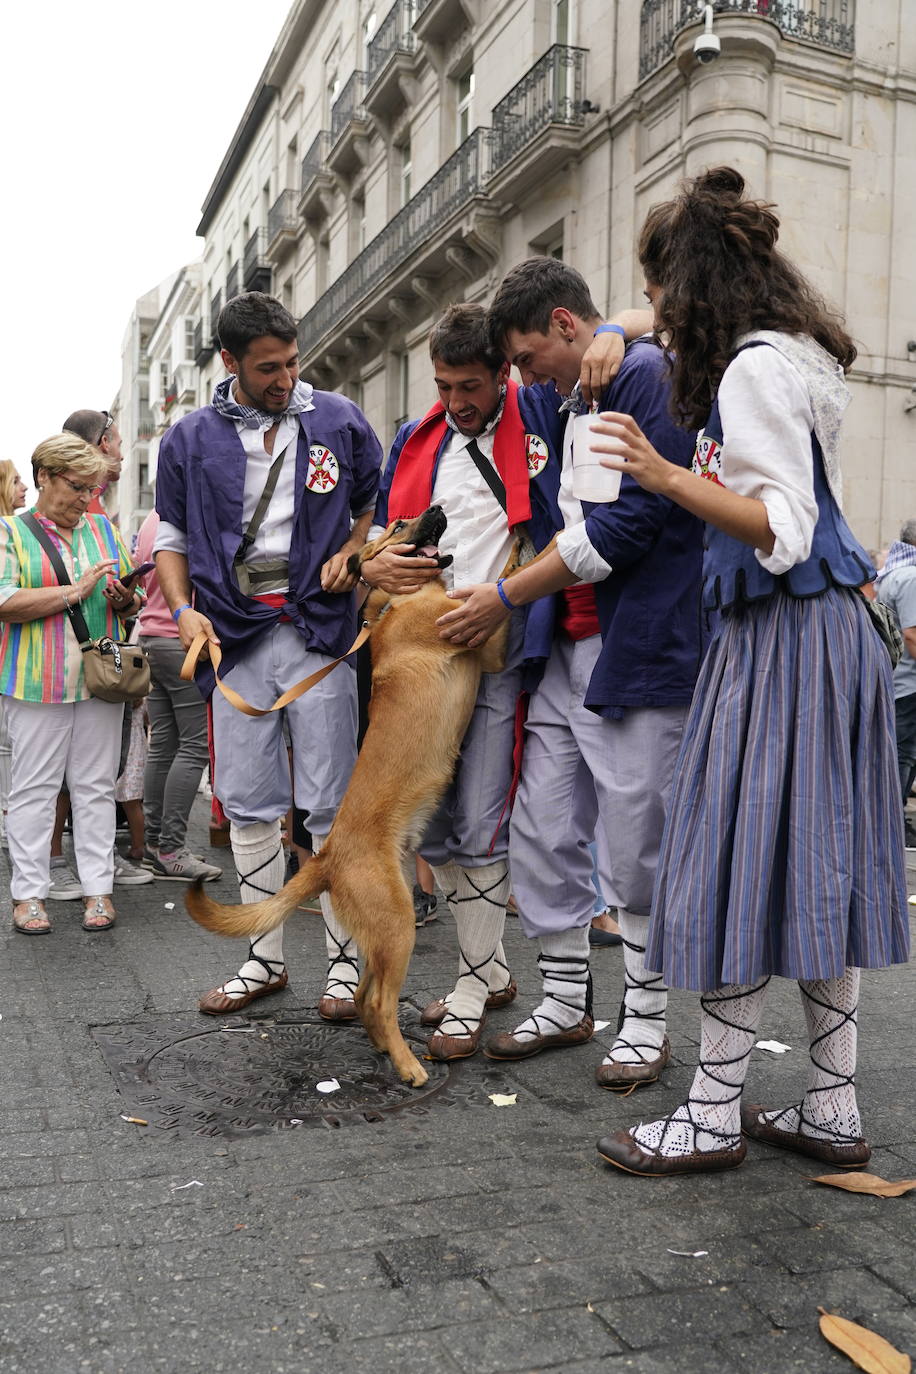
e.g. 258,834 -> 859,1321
646,586 -> 910,992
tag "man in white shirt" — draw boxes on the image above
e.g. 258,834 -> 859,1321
360,304 -> 563,1060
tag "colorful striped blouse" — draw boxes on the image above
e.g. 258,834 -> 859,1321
0,509 -> 135,703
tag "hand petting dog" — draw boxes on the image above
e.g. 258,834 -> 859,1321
437,584 -> 511,647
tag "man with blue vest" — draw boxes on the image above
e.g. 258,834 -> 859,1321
154,292 -> 382,1018
360,303 -> 562,1060
438,260 -> 705,1089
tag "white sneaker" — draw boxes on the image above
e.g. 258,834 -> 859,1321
48,856 -> 83,901
151,847 -> 222,882
113,854 -> 154,886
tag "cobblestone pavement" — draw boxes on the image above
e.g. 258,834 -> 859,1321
1,801 -> 914,1374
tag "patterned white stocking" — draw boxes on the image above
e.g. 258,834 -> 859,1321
631,979 -> 770,1157
762,969 -> 862,1144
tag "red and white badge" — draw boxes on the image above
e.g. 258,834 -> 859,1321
525,434 -> 549,477
692,432 -> 723,486
307,445 -> 339,492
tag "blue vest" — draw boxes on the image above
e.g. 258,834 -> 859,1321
701,345 -> 874,612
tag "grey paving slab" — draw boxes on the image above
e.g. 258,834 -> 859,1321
0,801 -> 913,1374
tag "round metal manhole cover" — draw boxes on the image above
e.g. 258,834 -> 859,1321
93,1013 -> 463,1137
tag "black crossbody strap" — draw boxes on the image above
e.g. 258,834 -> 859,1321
236,440 -> 290,563
465,438 -> 507,514
20,512 -> 93,645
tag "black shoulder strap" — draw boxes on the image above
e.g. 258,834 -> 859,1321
20,512 -> 93,645
465,438 -> 507,513
236,440 -> 290,563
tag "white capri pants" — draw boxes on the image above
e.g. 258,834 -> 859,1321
5,695 -> 123,900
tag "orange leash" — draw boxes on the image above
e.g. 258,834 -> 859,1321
179,622 -> 372,717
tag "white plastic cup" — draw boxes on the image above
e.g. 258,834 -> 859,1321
571,413 -> 624,503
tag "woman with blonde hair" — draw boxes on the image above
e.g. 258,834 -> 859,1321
0,433 -> 143,934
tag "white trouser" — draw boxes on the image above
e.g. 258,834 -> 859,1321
5,696 -> 122,899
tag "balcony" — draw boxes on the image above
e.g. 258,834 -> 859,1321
489,45 -> 587,198
328,70 -> 371,177
193,317 -> 215,367
226,261 -> 240,302
299,131 -> 335,220
639,0 -> 855,79
267,189 -> 301,259
365,0 -> 419,120
298,127 -> 497,366
413,0 -> 480,45
174,363 -> 197,405
243,228 -> 272,293
137,405 -> 157,440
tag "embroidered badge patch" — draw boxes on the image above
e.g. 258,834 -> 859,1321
307,445 -> 339,492
525,434 -> 549,477
692,432 -> 723,485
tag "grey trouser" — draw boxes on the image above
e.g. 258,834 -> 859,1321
210,622 -> 357,832
509,634 -> 688,939
420,613 -> 525,869
141,635 -> 211,853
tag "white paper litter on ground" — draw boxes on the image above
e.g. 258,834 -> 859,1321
488,1092 -> 518,1106
316,1078 -> 341,1094
666,1248 -> 708,1257
219,1026 -> 257,1033
163,902 -> 175,910
170,1180 -> 204,1190
755,1039 -> 791,1054
593,1020 -> 611,1032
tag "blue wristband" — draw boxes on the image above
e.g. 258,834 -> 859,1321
495,579 -> 514,611
172,603 -> 193,622
594,323 -> 627,339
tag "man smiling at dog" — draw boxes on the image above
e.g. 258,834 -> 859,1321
438,260 -> 705,1089
359,303 -> 563,1060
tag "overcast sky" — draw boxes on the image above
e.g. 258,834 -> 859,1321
1,0 -> 292,482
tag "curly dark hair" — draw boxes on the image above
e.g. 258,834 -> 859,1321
638,166 -> 856,428
216,292 -> 297,359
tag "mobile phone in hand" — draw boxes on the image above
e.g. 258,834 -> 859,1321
119,561 -> 156,591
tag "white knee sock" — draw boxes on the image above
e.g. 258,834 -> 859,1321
631,979 -> 770,1157
432,860 -> 510,1036
218,820 -> 287,998
433,860 -> 511,1000
604,909 -> 668,1066
508,927 -> 591,1043
314,833 -> 360,1000
763,969 -> 862,1144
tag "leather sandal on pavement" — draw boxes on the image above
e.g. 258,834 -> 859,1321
198,967 -> 289,1016
82,895 -> 117,932
597,1128 -> 747,1177
740,1102 -> 871,1168
317,994 -> 359,1021
484,1014 -> 594,1061
596,1035 -> 671,1090
421,979 -> 518,1027
13,899 -> 52,936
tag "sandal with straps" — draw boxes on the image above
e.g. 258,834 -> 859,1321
82,895 -> 117,932
13,898 -> 52,936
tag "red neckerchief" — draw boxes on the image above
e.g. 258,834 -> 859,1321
388,380 -> 532,529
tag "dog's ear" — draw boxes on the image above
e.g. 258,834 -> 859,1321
347,519 -> 403,575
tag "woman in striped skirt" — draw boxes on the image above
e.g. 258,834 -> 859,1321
587,166 -> 909,1176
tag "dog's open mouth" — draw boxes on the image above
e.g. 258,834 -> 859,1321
402,506 -> 452,569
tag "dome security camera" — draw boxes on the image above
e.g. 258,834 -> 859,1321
693,4 -> 721,63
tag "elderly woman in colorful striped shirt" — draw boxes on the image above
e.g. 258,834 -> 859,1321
0,433 -> 141,934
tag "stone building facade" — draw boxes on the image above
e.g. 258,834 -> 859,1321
165,0 -> 913,545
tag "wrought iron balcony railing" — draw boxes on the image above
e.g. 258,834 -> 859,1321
301,130 -> 330,194
298,127 -> 493,350
267,189 -> 300,248
491,44 -> 586,174
639,0 -> 854,79
226,262 -> 239,302
243,228 -> 272,292
330,70 -> 369,144
367,0 -> 417,84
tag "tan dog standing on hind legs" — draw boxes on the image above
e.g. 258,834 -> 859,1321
186,507 -> 520,1086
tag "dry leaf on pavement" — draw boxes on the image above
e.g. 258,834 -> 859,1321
818,1308 -> 911,1373
811,1172 -> 916,1198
